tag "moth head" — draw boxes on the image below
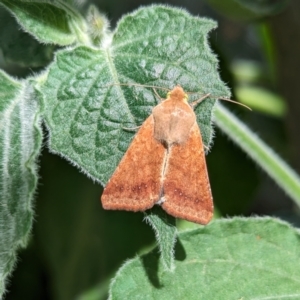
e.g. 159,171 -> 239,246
167,85 -> 188,102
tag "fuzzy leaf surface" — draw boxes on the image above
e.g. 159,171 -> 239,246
0,0 -> 78,45
109,217 -> 300,300
0,71 -> 42,297
40,5 -> 230,184
144,207 -> 177,271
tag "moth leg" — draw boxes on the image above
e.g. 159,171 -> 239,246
152,88 -> 164,103
190,93 -> 211,108
122,125 -> 141,131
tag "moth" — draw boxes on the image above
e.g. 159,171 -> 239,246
101,85 -> 213,224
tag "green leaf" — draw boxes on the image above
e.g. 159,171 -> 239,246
0,0 -> 81,45
0,7 -> 55,67
109,217 -> 300,299
144,207 -> 177,271
39,5 -> 230,185
0,71 -> 42,297
38,6 -> 230,269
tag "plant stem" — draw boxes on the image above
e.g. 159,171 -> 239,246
214,103 -> 300,206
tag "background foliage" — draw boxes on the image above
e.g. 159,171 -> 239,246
1,0 -> 300,299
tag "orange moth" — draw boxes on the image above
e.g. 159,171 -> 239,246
101,85 -> 213,225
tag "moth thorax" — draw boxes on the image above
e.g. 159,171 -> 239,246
153,112 -> 196,146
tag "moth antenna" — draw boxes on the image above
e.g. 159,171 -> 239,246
122,125 -> 141,132
105,83 -> 252,110
218,97 -> 252,111
104,82 -> 170,92
191,93 -> 251,111
152,88 -> 163,102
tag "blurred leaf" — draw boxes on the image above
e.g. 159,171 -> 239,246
231,60 -> 262,83
0,7 -> 55,67
205,0 -> 289,21
0,0 -> 80,45
109,217 -> 300,299
236,85 -> 286,117
237,0 -> 289,15
257,23 -> 277,84
0,71 -> 42,297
